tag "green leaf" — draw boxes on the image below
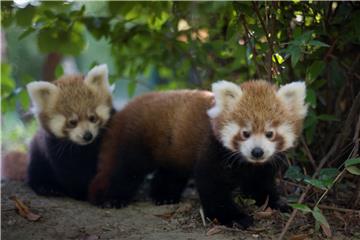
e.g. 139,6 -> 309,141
312,207 -> 329,225
1,63 -> 15,99
302,168 -> 338,190
290,46 -> 301,67
19,88 -> 30,110
317,114 -> 339,122
306,89 -> 316,108
19,27 -> 36,40
308,40 -> 329,48
304,178 -> 328,190
37,23 -> 87,55
285,166 -> 304,182
55,64 -> 64,79
15,6 -> 36,27
306,61 -> 326,84
290,203 -> 312,213
345,158 -> 360,175
312,207 -> 332,237
127,80 -> 137,98
319,168 -> 339,180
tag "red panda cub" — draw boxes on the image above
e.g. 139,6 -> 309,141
89,80 -> 307,228
27,64 -> 113,200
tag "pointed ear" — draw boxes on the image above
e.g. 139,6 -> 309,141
207,80 -> 242,118
84,64 -> 110,93
27,81 -> 59,114
277,81 -> 308,118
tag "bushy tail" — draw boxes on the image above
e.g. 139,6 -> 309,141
1,151 -> 28,181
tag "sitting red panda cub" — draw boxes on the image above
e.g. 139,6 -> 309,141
89,80 -> 307,228
27,64 -> 114,200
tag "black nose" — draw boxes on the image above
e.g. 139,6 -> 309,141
251,147 -> 264,159
83,132 -> 93,142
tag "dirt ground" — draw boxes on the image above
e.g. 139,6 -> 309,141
1,180 -> 359,240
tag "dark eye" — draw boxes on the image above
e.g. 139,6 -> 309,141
68,119 -> 78,128
242,131 -> 251,139
265,131 -> 274,139
89,115 -> 97,123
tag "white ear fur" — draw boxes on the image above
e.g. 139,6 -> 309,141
84,64 -> 110,93
277,81 -> 308,118
27,81 -> 59,114
207,80 -> 242,118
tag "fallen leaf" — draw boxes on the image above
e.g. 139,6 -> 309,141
153,211 -> 175,220
9,196 -> 41,221
259,195 -> 269,211
289,233 -> 310,240
175,202 -> 192,214
206,226 -> 223,236
320,222 -> 332,238
255,207 -> 275,218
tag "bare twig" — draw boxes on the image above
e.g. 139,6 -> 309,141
328,92 -> 360,166
281,179 -> 308,191
351,116 -> 360,207
277,185 -> 311,240
239,13 -> 262,78
300,136 -> 317,170
252,2 -> 283,82
252,2 -> 273,81
324,38 -> 338,61
308,203 -> 360,215
353,114 -> 360,155
199,207 -> 206,227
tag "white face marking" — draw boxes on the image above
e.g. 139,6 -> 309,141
207,80 -> 242,119
48,114 -> 66,138
220,121 -> 240,150
239,134 -> 276,164
277,123 -> 295,150
95,105 -> 111,123
68,121 -> 99,145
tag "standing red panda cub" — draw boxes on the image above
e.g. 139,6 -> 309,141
27,64 -> 113,200
89,80 -> 307,228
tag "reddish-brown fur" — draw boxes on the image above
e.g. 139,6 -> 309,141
89,90 -> 214,201
212,81 -> 303,138
89,80 -> 305,209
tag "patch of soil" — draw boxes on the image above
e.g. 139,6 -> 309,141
1,180 -> 358,240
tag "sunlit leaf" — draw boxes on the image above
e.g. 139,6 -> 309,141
272,53 -> 284,64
